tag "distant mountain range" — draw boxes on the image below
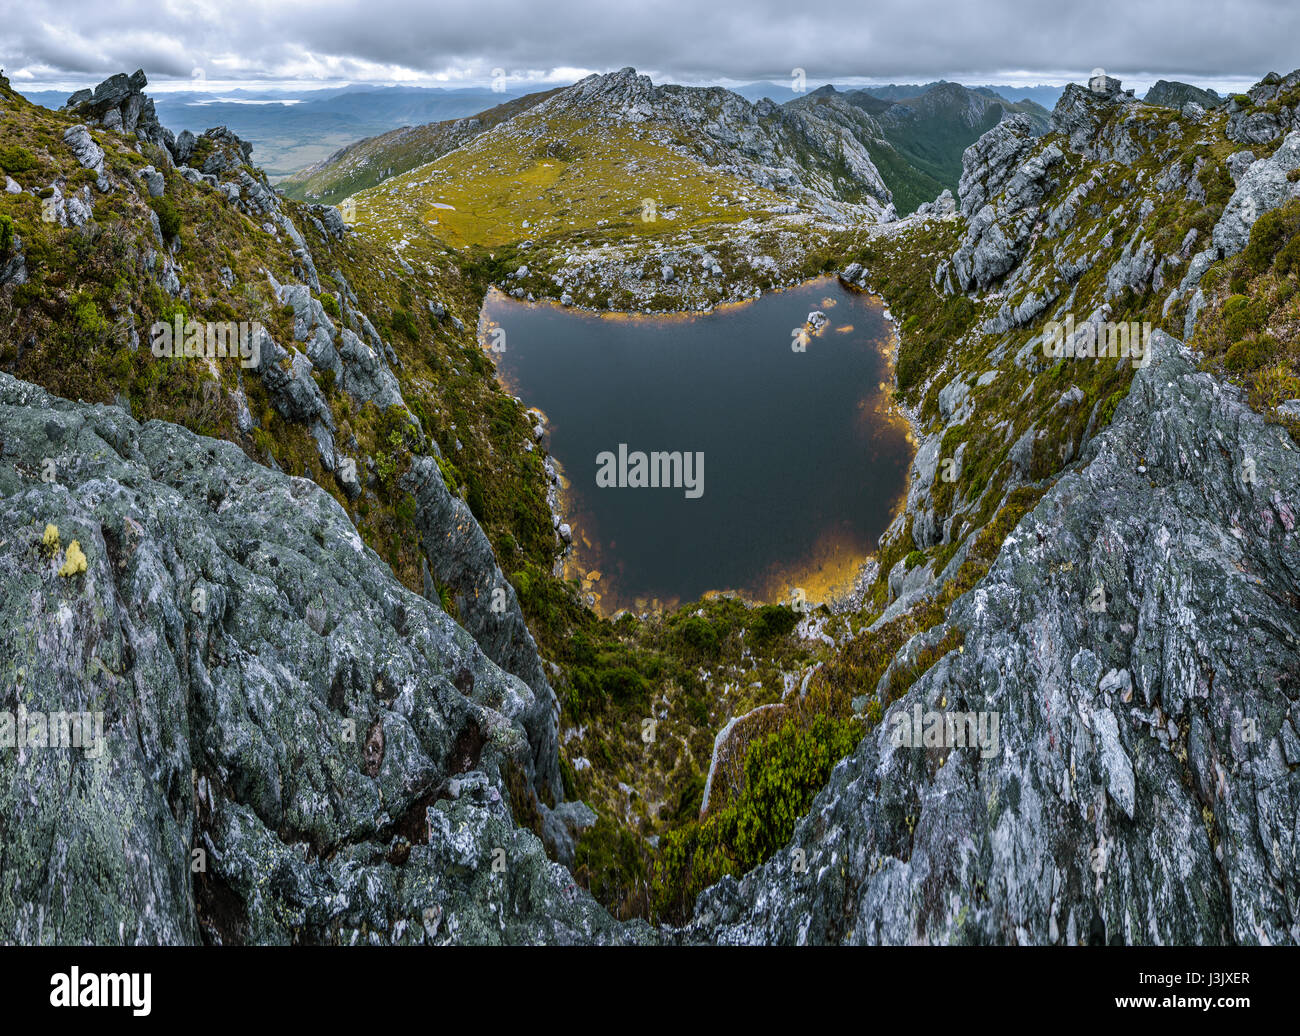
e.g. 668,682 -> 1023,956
831,82 -> 1052,213
731,80 -> 1067,109
279,90 -> 562,203
18,84 -> 536,178
19,76 -> 1065,183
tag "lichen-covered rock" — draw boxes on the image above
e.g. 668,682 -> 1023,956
403,456 -> 563,808
0,372 -> 638,944
1211,130 -> 1300,258
62,124 -> 107,191
684,331 -> 1300,945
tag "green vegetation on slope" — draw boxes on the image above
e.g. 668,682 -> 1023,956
279,89 -> 563,206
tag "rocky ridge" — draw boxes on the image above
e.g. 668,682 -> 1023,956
686,329 -> 1300,944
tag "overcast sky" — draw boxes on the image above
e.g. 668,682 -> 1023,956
4,0 -> 1296,94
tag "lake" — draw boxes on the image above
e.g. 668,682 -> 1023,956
480,276 -> 913,614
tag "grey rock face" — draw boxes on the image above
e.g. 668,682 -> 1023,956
138,165 -> 166,198
253,325 -> 335,469
956,114 -> 1038,219
0,372 -> 644,945
403,457 -> 563,807
1227,109 -> 1288,147
278,282 -> 342,377
1050,83 -> 1148,165
1212,130 -> 1300,258
274,280 -> 406,414
173,130 -> 197,165
235,170 -> 279,217
685,331 -> 1300,945
338,328 -> 406,411
1,233 -> 27,287
1227,70 -> 1300,144
62,124 -> 107,191
196,126 -> 254,176
306,202 -> 348,241
1227,150 -> 1258,183
946,134 -> 1062,292
915,189 -> 956,217
1104,232 -> 1158,299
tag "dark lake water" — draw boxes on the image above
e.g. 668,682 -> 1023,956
481,277 -> 913,614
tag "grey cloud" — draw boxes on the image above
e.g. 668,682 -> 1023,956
2,0 -> 1298,88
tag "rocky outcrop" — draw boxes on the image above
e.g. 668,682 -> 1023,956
61,124 -> 108,191
62,71 -> 262,183
940,116 -> 1063,290
1227,70 -> 1300,146
1050,83 -> 1149,165
1212,130 -> 1300,257
1164,130 -> 1300,329
0,233 -> 27,288
195,125 -> 255,177
254,323 -> 336,460
915,188 -> 956,218
0,371 -> 636,945
686,331 -> 1300,945
957,115 -> 1036,219
63,69 -> 174,154
1144,80 -> 1222,110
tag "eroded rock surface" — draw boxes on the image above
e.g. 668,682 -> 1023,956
0,373 -> 639,945
685,332 -> 1300,945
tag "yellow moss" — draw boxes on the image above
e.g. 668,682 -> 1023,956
58,540 -> 87,578
42,523 -> 60,552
